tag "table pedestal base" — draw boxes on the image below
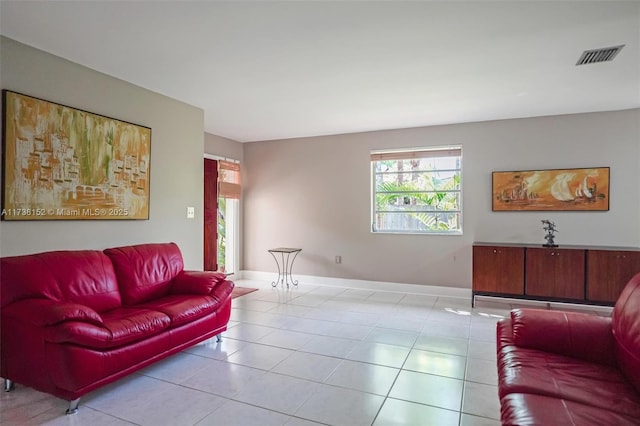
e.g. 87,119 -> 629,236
268,248 -> 301,288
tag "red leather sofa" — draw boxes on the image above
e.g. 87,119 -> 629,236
1,242 -> 233,414
497,272 -> 640,425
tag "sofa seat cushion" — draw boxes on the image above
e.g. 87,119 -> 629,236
140,295 -> 221,327
46,307 -> 170,349
501,393 -> 639,426
498,346 -> 640,418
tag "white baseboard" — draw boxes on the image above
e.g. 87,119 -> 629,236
238,270 -> 471,299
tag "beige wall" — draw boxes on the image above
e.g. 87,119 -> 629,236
0,37 -> 206,269
3,36 -> 638,287
243,109 -> 640,288
205,132 -> 243,163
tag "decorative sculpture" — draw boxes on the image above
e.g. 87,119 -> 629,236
541,220 -> 558,247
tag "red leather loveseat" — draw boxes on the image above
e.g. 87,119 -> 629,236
497,273 -> 640,425
1,242 -> 233,414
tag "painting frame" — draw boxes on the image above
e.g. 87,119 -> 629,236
492,167 -> 610,212
2,90 -> 151,221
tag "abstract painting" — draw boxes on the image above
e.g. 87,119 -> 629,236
492,167 -> 609,211
2,91 -> 151,220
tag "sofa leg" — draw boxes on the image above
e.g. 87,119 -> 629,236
4,379 -> 15,392
66,398 -> 80,415
216,333 -> 222,343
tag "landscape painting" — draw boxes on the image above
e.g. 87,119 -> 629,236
2,91 -> 151,220
492,167 -> 609,211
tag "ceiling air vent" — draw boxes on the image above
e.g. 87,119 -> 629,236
576,45 -> 625,65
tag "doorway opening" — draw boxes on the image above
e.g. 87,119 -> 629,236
204,156 -> 240,274
217,196 -> 239,274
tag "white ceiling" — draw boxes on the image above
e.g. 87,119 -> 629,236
1,1 -> 639,142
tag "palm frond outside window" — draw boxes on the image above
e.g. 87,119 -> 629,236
371,147 -> 462,234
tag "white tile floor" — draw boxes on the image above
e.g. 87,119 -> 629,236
1,279 -> 515,426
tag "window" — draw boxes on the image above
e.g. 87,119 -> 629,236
371,146 -> 462,234
217,195 -> 239,274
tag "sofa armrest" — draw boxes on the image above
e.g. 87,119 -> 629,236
511,308 -> 616,365
497,317 -> 515,351
2,299 -> 103,327
210,278 -> 234,303
171,270 -> 227,295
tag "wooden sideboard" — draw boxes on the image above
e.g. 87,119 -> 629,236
472,242 -> 640,306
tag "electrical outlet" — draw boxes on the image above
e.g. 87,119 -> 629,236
186,207 -> 195,219
335,255 -> 342,264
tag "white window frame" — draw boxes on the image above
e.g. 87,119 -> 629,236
370,146 -> 463,235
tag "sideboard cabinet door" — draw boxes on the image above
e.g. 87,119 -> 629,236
587,250 -> 640,303
525,248 -> 585,300
473,246 -> 525,295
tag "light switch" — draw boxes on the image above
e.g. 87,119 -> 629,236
187,207 -> 195,219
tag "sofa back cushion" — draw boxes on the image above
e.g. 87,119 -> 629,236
0,250 -> 121,312
612,271 -> 640,393
104,243 -> 184,305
